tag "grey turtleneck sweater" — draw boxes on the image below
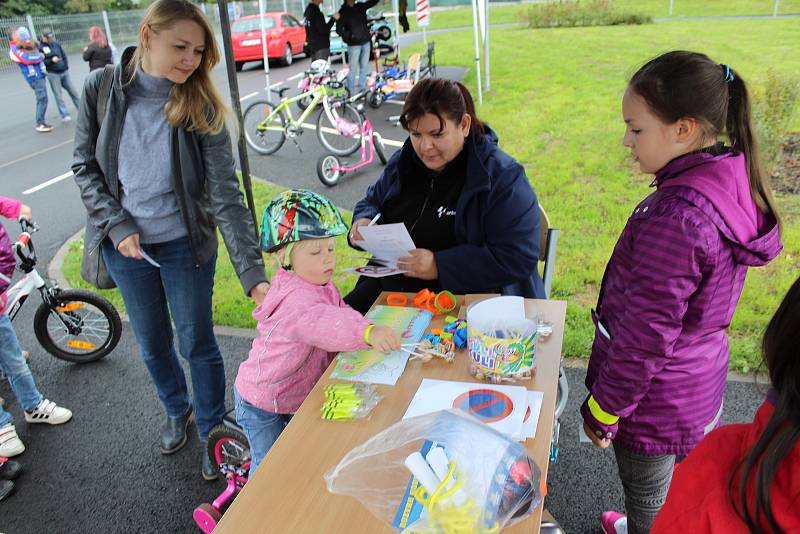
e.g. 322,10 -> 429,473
117,68 -> 187,244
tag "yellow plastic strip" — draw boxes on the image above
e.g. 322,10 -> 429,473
588,396 -> 619,425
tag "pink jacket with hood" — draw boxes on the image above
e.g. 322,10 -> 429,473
0,196 -> 22,315
234,268 -> 372,414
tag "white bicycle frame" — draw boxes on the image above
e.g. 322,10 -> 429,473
4,268 -> 46,321
3,231 -> 47,321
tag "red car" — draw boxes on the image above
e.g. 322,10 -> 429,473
231,13 -> 306,70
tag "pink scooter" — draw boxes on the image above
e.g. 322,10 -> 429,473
316,113 -> 387,187
193,414 -> 250,532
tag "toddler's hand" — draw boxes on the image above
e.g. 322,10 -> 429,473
583,421 -> 612,449
367,325 -> 401,352
18,204 -> 33,221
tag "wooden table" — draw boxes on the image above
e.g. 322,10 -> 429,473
215,294 -> 567,533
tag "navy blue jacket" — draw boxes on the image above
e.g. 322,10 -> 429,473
40,40 -> 69,73
352,127 -> 545,298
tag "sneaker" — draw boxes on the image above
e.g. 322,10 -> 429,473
0,458 -> 22,480
24,399 -> 72,425
0,480 -> 14,502
0,425 -> 24,457
35,124 -> 54,133
61,116 -> 72,123
601,511 -> 627,534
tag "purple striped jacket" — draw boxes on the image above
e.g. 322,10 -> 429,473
583,151 -> 782,456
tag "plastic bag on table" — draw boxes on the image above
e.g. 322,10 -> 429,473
324,410 -> 545,533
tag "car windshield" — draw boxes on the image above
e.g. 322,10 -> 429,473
233,17 -> 276,32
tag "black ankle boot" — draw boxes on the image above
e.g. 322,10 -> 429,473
201,441 -> 218,481
159,407 -> 192,455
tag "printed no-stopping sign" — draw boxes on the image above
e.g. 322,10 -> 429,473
453,389 -> 514,423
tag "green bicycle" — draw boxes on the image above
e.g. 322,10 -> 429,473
242,80 -> 362,157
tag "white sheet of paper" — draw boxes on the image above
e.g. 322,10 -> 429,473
341,265 -> 408,278
467,296 -> 526,333
403,379 -> 528,439
354,223 -> 416,267
521,390 -> 544,440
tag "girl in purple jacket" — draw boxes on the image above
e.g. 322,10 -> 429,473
580,51 -> 783,534
234,190 -> 400,476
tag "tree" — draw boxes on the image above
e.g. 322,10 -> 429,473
0,0 -> 67,16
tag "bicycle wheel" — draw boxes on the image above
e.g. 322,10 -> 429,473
207,424 -> 250,473
243,99 -> 286,155
317,154 -> 343,187
316,101 -> 362,156
33,289 -> 122,363
373,133 -> 387,165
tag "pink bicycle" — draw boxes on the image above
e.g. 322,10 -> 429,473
316,114 -> 387,187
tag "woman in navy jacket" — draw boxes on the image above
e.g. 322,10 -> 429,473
345,78 -> 544,313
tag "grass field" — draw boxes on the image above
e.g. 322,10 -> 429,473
64,15 -> 800,373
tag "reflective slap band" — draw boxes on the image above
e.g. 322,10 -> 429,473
387,293 -> 407,306
363,324 -> 375,344
434,290 -> 456,314
588,396 -> 619,425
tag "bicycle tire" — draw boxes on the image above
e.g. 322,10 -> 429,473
243,99 -> 286,155
207,424 -> 250,470
373,133 -> 387,165
33,289 -> 122,363
316,101 -> 362,156
317,154 -> 343,187
296,93 -> 314,112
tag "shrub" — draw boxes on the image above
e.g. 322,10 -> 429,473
522,0 -> 651,29
752,70 -> 800,177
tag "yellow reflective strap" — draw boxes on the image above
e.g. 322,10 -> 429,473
588,396 -> 619,425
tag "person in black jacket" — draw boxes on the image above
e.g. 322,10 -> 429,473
82,26 -> 114,71
344,78 -> 545,313
336,0 -> 379,93
39,31 -> 81,122
304,0 -> 340,60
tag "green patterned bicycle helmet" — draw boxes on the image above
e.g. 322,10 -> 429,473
260,189 -> 348,253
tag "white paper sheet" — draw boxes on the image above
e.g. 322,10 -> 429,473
403,379 -> 529,439
521,390 -> 544,440
341,265 -> 408,278
353,223 -> 416,267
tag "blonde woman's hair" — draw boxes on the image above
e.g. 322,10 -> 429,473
132,0 -> 228,135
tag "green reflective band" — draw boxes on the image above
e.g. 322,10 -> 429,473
588,395 -> 619,425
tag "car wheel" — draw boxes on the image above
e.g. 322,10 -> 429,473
282,43 -> 293,66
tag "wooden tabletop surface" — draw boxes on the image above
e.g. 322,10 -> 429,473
215,293 -> 567,533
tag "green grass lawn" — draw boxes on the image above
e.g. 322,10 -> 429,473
64,17 -> 799,373
398,17 -> 800,372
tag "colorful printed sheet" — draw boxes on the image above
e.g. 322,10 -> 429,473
331,306 -> 432,385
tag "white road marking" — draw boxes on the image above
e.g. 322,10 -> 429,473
386,100 -> 404,105
23,171 -> 74,195
0,139 -> 73,170
240,92 -> 258,102
287,72 -> 303,81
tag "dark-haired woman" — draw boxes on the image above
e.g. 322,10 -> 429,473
580,51 -> 782,534
344,77 -> 545,313
652,275 -> 800,533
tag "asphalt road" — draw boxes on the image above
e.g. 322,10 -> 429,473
0,31 -> 769,534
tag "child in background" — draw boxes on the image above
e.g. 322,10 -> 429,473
0,197 -> 73,465
652,275 -> 800,533
234,190 -> 400,475
581,51 -> 783,534
8,27 -> 53,133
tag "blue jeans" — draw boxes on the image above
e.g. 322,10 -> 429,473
46,71 -> 81,118
234,387 -> 292,478
0,314 -> 44,427
101,237 -> 226,440
29,77 -> 48,126
347,42 -> 371,93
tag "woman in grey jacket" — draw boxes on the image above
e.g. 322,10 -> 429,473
72,0 -> 268,481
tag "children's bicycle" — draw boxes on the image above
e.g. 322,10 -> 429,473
316,110 -> 387,187
193,411 -> 251,532
296,59 -> 349,112
242,79 -> 362,157
6,218 -> 121,363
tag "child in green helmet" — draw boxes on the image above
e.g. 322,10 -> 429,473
233,189 -> 400,476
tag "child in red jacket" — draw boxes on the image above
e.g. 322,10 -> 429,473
652,276 -> 800,533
